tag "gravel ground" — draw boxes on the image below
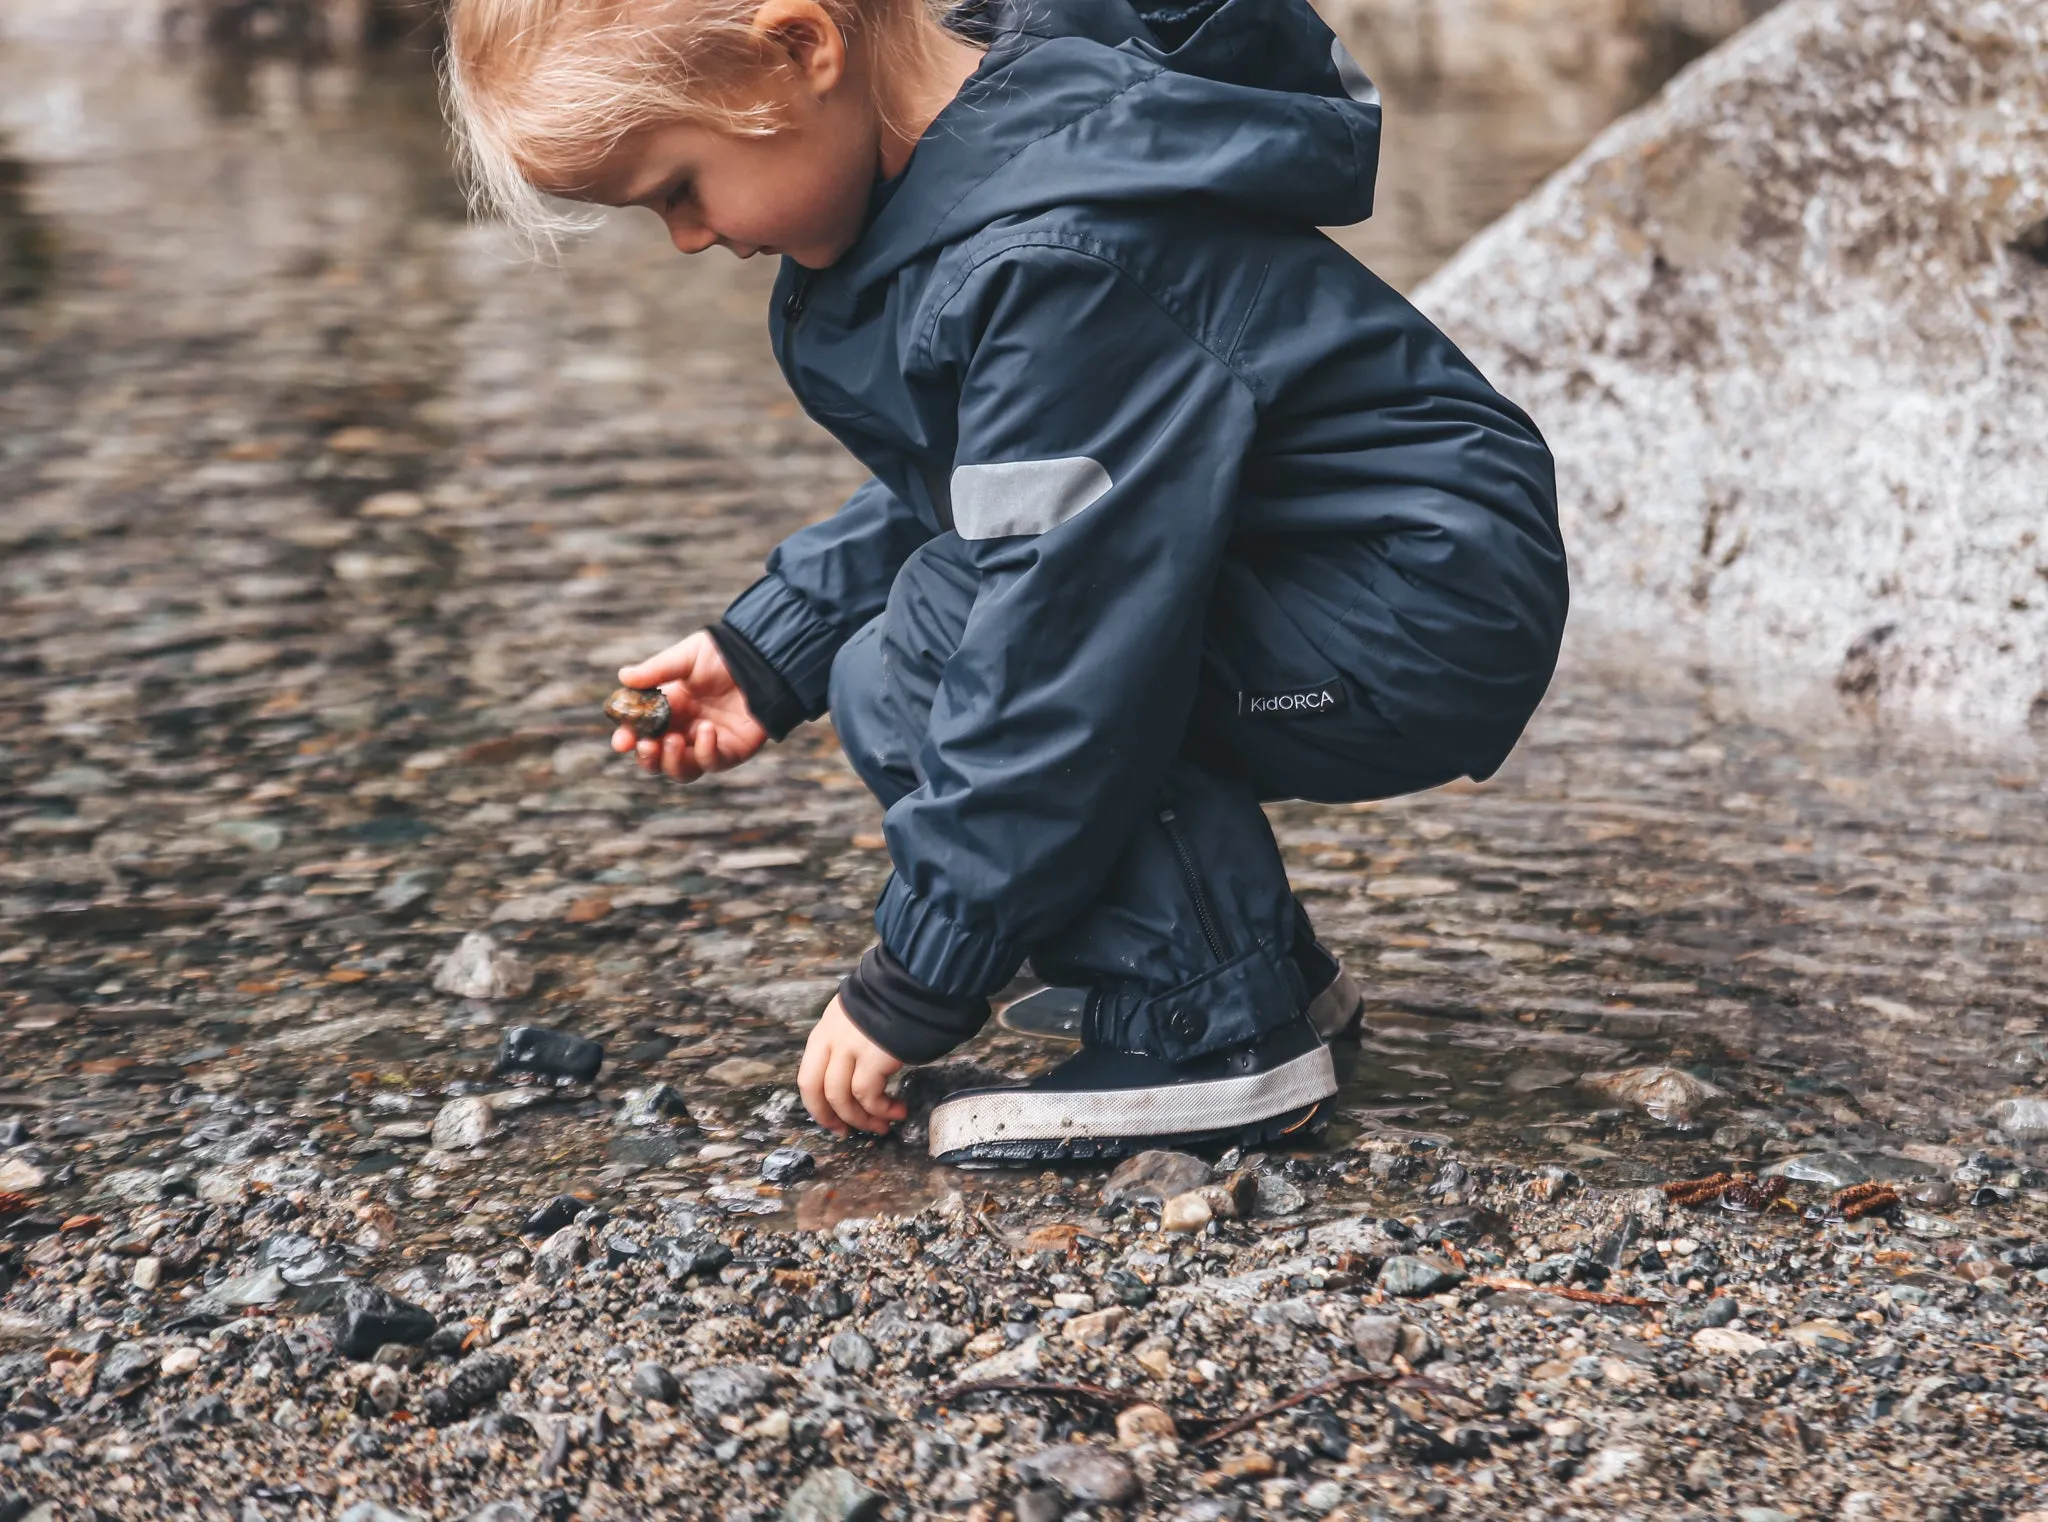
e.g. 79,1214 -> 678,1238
4,20 -> 2048,1522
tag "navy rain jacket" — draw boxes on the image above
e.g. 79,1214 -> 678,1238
719,0 -> 1567,1012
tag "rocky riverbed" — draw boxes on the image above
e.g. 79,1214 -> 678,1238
5,10 -> 2048,1522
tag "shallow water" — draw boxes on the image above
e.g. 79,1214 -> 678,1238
2,9 -> 2042,1240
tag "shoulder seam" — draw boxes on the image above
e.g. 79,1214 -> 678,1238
916,233 -> 1268,404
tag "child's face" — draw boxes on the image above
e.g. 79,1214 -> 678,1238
541,6 -> 880,269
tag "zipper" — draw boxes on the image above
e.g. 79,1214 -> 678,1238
783,268 -> 812,322
1158,808 -> 1231,964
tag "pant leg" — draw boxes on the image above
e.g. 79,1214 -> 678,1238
828,536 -> 981,809
1186,547 -> 1534,804
828,535 -> 1305,1064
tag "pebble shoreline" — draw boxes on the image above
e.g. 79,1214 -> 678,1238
6,1121 -> 2048,1520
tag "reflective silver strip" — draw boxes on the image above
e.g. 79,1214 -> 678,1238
1330,37 -> 1381,106
926,1044 -> 1336,1155
950,456 -> 1112,541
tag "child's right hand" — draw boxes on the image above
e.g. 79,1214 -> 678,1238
612,630 -> 769,784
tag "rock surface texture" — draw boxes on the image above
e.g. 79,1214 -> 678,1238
1416,0 -> 2048,741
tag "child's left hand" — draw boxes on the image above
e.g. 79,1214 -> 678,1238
799,996 -> 908,1137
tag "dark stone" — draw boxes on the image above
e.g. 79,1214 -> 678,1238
428,1323 -> 469,1358
96,1342 -> 159,1397
331,1284 -> 438,1360
1700,1297 -> 1740,1329
686,1363 -> 776,1419
521,1195 -> 588,1237
652,1234 -> 733,1282
761,1147 -> 816,1185
169,1394 -> 234,1430
424,1352 -> 518,1426
495,1026 -> 604,1084
630,1361 -> 679,1403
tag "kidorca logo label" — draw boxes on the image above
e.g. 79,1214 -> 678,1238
1240,682 -> 1346,718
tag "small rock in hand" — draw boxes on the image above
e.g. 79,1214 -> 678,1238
604,686 -> 671,739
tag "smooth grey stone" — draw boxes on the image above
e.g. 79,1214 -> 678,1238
779,1465 -> 883,1522
828,1329 -> 877,1377
1377,1255 -> 1466,1297
1101,1150 -> 1211,1207
687,1362 -> 776,1418
1015,1444 -> 1141,1506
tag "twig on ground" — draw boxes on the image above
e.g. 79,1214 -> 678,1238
1467,1276 -> 1653,1308
1188,1368 -> 1396,1450
933,1378 -> 1126,1409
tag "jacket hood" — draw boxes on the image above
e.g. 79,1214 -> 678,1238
831,0 -> 1382,290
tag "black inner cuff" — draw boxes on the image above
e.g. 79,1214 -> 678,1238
837,944 -> 990,1066
706,621 -> 807,742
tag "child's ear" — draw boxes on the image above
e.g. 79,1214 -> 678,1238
748,0 -> 848,98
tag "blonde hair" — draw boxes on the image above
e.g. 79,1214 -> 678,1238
443,0 -> 959,248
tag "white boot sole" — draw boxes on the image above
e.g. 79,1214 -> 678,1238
927,1043 -> 1338,1158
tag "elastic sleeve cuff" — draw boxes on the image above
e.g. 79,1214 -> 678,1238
705,622 -> 806,742
720,574 -> 846,725
837,944 -> 990,1065
872,873 -> 1022,1002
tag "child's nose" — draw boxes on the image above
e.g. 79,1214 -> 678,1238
665,215 -> 718,256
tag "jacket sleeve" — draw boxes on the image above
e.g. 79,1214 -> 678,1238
719,477 -> 934,738
867,244 -> 1260,1012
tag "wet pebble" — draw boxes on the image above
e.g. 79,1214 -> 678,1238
687,1362 -> 777,1419
1578,1066 -> 1723,1125
603,686 -> 671,739
1377,1256 -> 1465,1297
531,1226 -> 588,1285
828,1329 -> 877,1376
761,1147 -> 816,1185
332,1285 -> 438,1361
496,1026 -> 605,1084
1988,1098 -> 2048,1142
432,933 -> 535,1001
615,1085 -> 693,1129
779,1465 -> 883,1522
1161,1192 -> 1213,1234
630,1361 -> 679,1403
1102,1150 -> 1211,1207
431,1097 -> 494,1151
422,1352 -> 517,1426
1015,1443 -> 1142,1506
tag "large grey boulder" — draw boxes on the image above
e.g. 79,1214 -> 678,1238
1416,0 -> 2048,740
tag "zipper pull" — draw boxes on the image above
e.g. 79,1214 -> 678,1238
783,269 -> 811,321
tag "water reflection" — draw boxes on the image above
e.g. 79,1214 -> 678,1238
0,142 -> 56,309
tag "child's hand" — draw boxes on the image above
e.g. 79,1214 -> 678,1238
612,631 -> 768,784
799,996 -> 908,1137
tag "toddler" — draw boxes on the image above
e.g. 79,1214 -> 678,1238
445,0 -> 1567,1162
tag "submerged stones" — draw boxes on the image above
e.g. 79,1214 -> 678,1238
1102,1150 -> 1211,1208
603,686 -> 672,739
760,1147 -> 816,1185
1579,1066 -> 1723,1126
615,1085 -> 693,1129
432,933 -> 535,1002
